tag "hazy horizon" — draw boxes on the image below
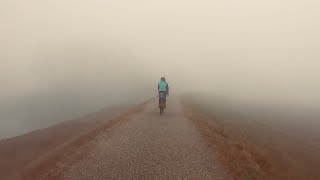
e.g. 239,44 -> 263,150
1,0 -> 320,138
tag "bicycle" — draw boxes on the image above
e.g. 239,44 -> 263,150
159,92 -> 166,115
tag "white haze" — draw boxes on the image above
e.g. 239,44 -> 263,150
1,0 -> 320,138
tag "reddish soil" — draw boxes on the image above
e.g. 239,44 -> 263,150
182,100 -> 320,180
0,105 -> 140,180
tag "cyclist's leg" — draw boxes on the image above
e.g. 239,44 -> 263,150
158,92 -> 162,108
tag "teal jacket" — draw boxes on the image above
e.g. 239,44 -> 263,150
158,81 -> 169,92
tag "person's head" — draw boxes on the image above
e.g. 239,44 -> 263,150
161,77 -> 166,81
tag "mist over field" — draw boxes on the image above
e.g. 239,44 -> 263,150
1,0 -> 320,139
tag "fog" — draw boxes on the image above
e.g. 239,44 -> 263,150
1,0 -> 320,139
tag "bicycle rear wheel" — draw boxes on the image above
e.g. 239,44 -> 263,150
159,99 -> 164,115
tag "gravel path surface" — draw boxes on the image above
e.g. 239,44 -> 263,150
30,97 -> 230,180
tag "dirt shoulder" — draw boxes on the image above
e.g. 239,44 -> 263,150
182,98 -> 317,180
0,103 -> 147,180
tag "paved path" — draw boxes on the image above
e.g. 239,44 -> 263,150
28,97 -> 230,180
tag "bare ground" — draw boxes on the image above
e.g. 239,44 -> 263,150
1,97 -> 230,180
3,95 -> 315,180
182,98 -> 320,180
0,104 -> 142,180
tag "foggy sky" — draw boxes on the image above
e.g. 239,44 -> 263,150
1,0 -> 320,138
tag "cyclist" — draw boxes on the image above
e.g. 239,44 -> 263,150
158,77 -> 169,108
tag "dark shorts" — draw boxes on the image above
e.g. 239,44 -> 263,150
159,92 -> 167,100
